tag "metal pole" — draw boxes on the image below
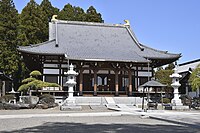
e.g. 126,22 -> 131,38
142,87 -> 145,110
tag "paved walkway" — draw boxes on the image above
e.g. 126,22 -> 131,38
2,115 -> 198,133
114,104 -> 200,128
0,105 -> 200,132
0,111 -> 134,119
147,111 -> 200,126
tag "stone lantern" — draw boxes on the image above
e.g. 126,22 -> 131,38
170,66 -> 189,110
170,68 -> 182,106
61,64 -> 81,110
65,64 -> 78,100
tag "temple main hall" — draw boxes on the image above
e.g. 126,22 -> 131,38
18,18 -> 181,96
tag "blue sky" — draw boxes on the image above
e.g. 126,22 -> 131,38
13,0 -> 200,64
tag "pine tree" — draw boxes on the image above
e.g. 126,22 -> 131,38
0,0 -> 19,75
18,0 -> 46,44
86,6 -> 103,23
74,6 -> 86,21
155,63 -> 175,94
40,0 -> 59,41
58,3 -> 75,21
58,4 -> 103,23
189,64 -> 200,91
165,63 -> 175,70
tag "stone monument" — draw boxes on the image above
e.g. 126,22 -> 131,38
60,64 -> 81,110
170,65 -> 189,110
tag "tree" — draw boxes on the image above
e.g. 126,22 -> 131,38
165,63 -> 175,70
155,64 -> 174,93
58,4 -> 103,23
18,70 -> 60,93
58,3 -> 75,21
189,64 -> 200,91
74,6 -> 86,21
155,69 -> 174,88
18,0 -> 46,45
0,0 -> 19,75
16,32 -> 29,46
30,70 -> 41,79
40,0 -> 59,41
86,6 -> 103,23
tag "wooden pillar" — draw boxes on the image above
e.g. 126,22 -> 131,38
58,61 -> 62,85
115,70 -> 119,96
135,66 -> 138,91
93,70 -> 97,96
79,69 -> 83,96
2,81 -> 5,96
128,70 -> 132,96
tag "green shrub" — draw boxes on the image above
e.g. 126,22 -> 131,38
18,70 -> 60,93
30,70 -> 42,78
22,77 -> 36,83
39,94 -> 55,104
0,95 -> 15,103
18,84 -> 29,92
46,83 -> 60,87
27,80 -> 43,90
162,98 -> 171,103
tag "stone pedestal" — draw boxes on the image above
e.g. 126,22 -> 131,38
172,105 -> 189,110
60,97 -> 82,110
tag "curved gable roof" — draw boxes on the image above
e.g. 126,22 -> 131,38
18,20 -> 180,64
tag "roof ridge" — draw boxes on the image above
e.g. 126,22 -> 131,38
125,27 -> 144,51
179,59 -> 200,66
54,20 -> 126,28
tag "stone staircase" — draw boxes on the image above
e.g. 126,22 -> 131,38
104,97 -> 120,110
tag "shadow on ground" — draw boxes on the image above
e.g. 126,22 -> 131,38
1,122 -> 199,133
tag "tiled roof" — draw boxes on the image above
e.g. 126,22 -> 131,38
140,80 -> 166,87
139,43 -> 181,59
18,20 -> 180,63
177,59 -> 200,73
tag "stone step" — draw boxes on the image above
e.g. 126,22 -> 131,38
105,97 -> 115,104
